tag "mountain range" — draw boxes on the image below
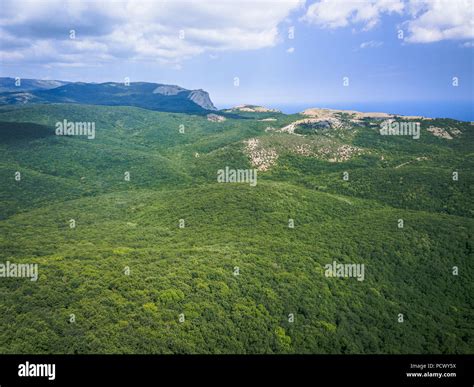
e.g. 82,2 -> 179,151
0,77 -> 216,113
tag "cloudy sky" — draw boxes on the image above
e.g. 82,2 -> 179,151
0,0 -> 473,111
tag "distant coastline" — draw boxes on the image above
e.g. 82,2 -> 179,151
218,101 -> 474,122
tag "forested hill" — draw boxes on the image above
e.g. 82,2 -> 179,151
0,102 -> 472,354
0,78 -> 217,113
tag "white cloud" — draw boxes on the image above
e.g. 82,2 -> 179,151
404,0 -> 474,43
286,46 -> 295,53
301,0 -> 404,30
0,0 -> 305,66
301,0 -> 474,43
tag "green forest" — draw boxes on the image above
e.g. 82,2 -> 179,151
0,103 -> 472,354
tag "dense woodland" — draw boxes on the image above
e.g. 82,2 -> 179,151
0,104 -> 472,353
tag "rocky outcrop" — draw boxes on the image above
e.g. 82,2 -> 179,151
152,85 -> 185,95
188,90 -> 217,110
227,105 -> 281,113
207,113 -> 226,122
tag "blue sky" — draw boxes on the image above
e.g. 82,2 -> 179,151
0,0 -> 473,117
